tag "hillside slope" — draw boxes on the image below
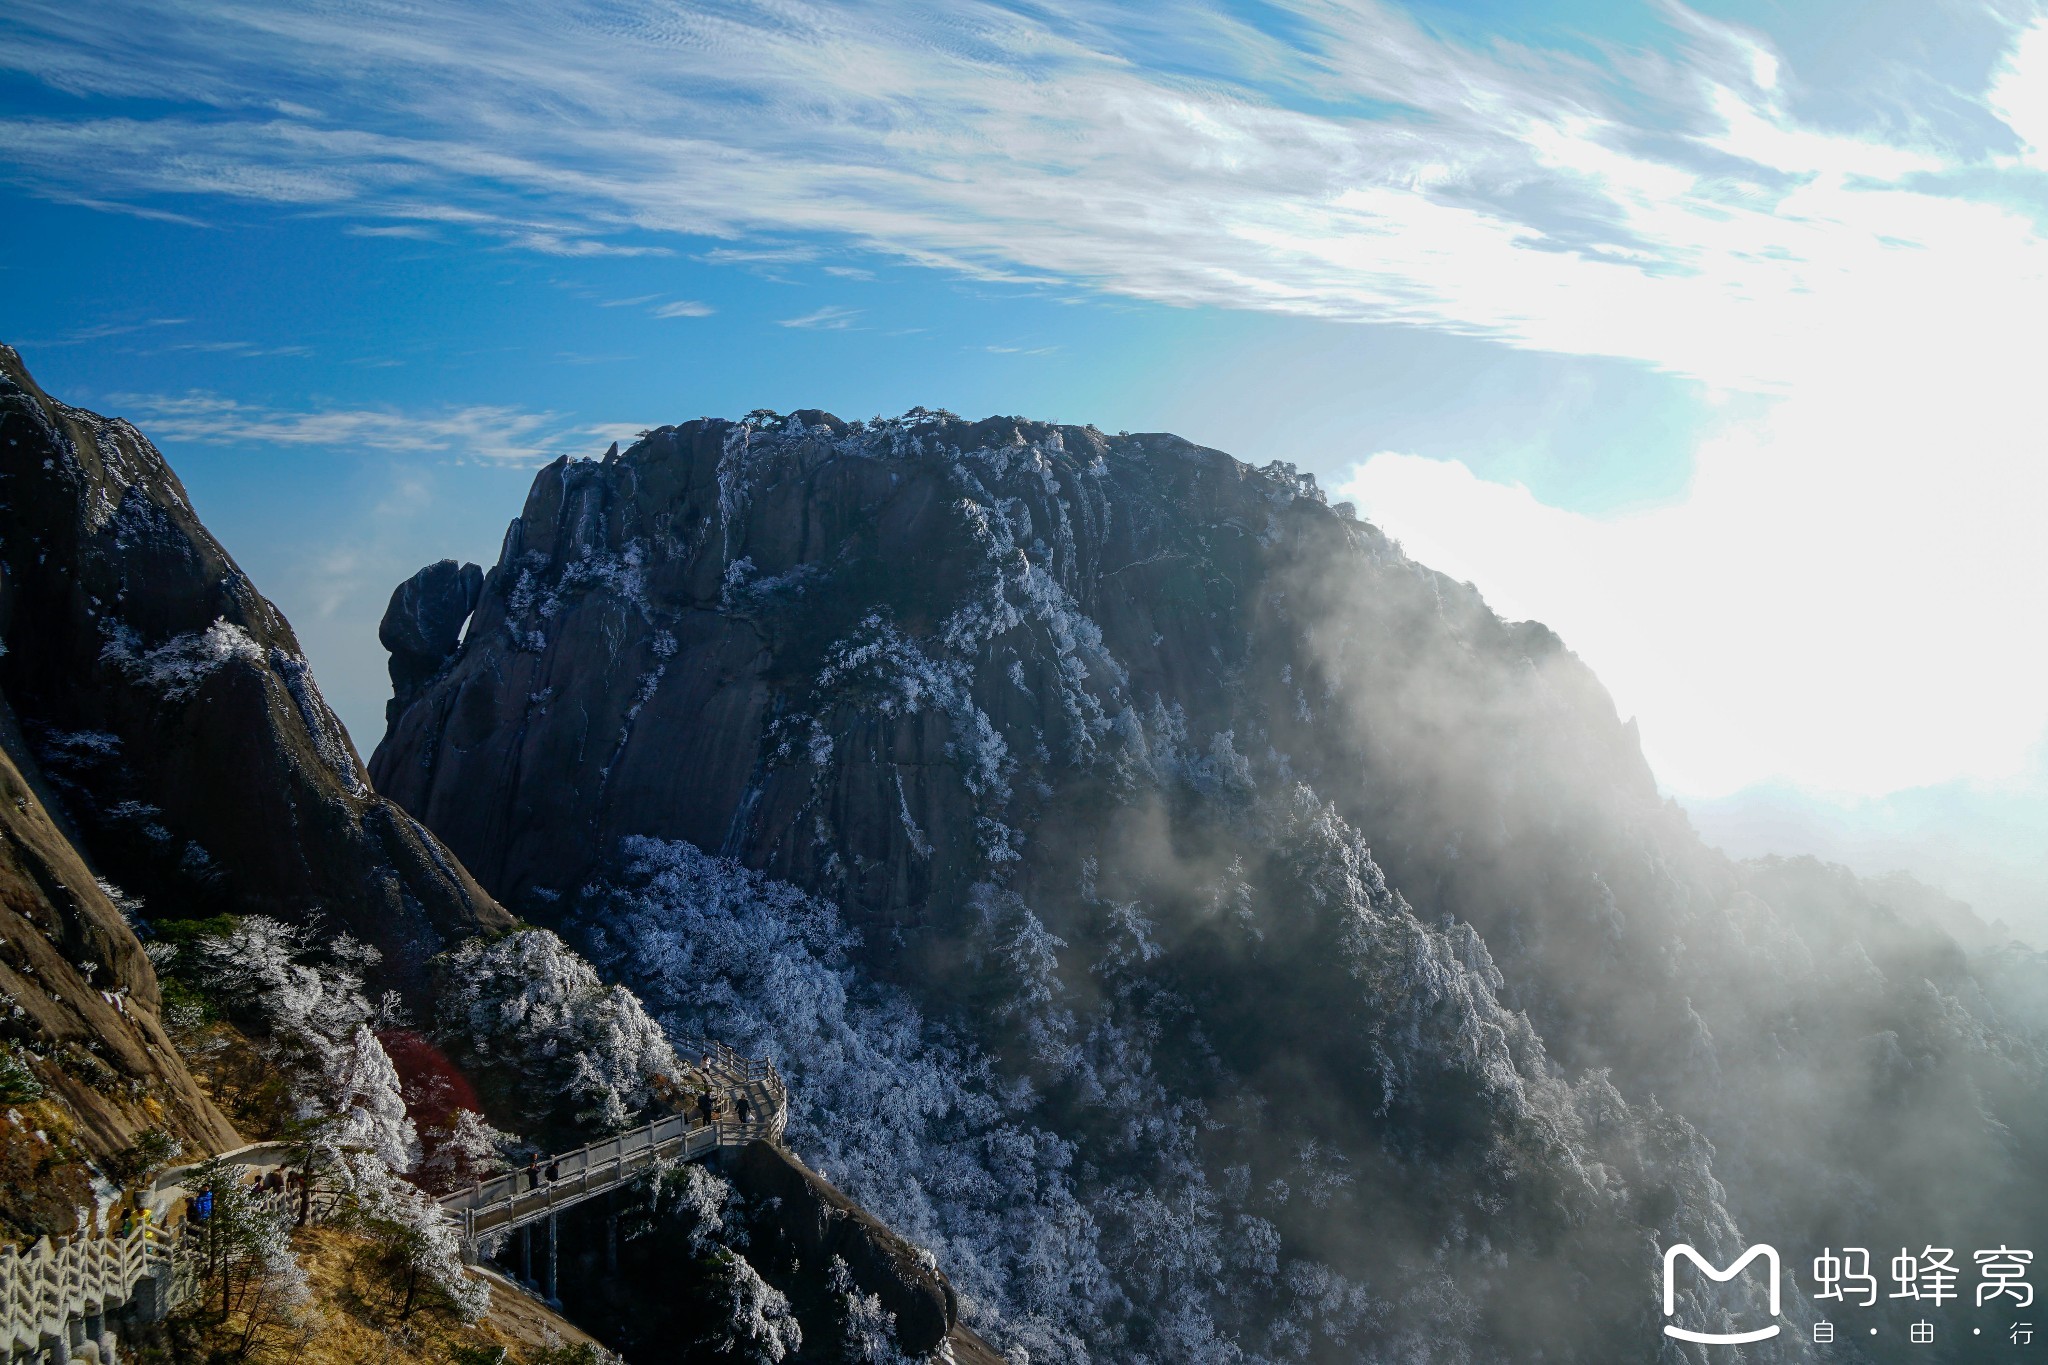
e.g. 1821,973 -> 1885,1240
0,345 -> 511,992
0,353 -> 1028,1363
372,409 -> 2048,1364
0,695 -> 238,1235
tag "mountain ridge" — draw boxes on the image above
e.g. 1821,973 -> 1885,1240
372,402 -> 2048,1363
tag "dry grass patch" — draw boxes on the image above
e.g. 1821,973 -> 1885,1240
258,1225 -> 609,1365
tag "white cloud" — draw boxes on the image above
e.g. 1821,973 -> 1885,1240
650,298 -> 714,318
22,317 -> 188,347
1991,17 -> 2048,162
111,391 -> 625,464
9,0 -> 2048,797
151,338 -> 314,357
777,305 -> 860,330
0,1 -> 2026,389
346,222 -> 435,239
1338,363 -> 2048,798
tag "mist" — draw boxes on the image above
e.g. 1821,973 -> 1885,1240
355,409 -> 2048,1362
1683,774 -> 2048,949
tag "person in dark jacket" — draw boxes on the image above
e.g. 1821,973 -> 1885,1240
696,1091 -> 714,1128
525,1155 -> 541,1190
735,1093 -> 752,1125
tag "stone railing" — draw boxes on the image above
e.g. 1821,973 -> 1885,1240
442,1045 -> 788,1261
0,1218 -> 183,1360
2,1048 -> 788,1351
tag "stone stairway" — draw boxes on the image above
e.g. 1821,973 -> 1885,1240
0,1043 -> 782,1361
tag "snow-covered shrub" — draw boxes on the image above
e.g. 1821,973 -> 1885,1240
343,1151 -> 491,1322
811,611 -> 1013,804
696,1250 -> 802,1364
433,929 -> 680,1135
575,837 -> 1105,1362
418,1107 -> 518,1194
669,1162 -> 743,1253
829,1256 -> 913,1365
100,617 -> 265,700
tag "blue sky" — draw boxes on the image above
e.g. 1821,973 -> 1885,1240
4,0 -> 2046,929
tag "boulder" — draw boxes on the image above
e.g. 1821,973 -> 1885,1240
380,559 -> 484,719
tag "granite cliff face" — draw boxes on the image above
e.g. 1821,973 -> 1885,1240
373,409 -> 2048,1363
0,347 -> 511,991
371,412 -> 1463,942
383,558 -> 485,725
0,699 -> 239,1235
0,354 -> 1016,1361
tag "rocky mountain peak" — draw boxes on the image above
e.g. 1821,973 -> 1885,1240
0,347 -> 510,989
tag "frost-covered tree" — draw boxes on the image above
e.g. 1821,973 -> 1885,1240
175,915 -> 423,1217
829,1256 -> 914,1365
190,915 -> 380,1047
695,1249 -> 802,1364
185,1153 -> 315,1360
418,1107 -> 519,1195
319,1023 -> 419,1173
574,837 -> 1106,1361
668,1162 -> 743,1253
157,917 -> 508,1342
433,928 -> 681,1136
344,1152 -> 491,1322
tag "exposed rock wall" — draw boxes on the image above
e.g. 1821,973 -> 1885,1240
370,414 -> 1398,941
0,695 -> 237,1186
381,558 -> 483,724
729,1138 -> 956,1356
0,346 -> 511,992
370,405 -> 2048,1362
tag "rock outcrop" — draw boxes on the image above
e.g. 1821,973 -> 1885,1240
0,695 -> 239,1234
731,1138 -> 956,1355
380,558 -> 483,723
369,413 -> 1415,947
0,346 -> 511,994
372,406 -> 2048,1362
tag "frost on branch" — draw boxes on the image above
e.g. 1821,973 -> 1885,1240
697,1249 -> 803,1364
342,1151 -> 491,1322
433,928 -> 680,1136
99,616 -> 265,700
812,612 -> 1013,805
418,1107 -> 518,1194
321,1023 -> 421,1173
182,1152 -> 316,1351
191,916 -> 382,1044
574,836 -> 1105,1362
830,1255 -> 914,1365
